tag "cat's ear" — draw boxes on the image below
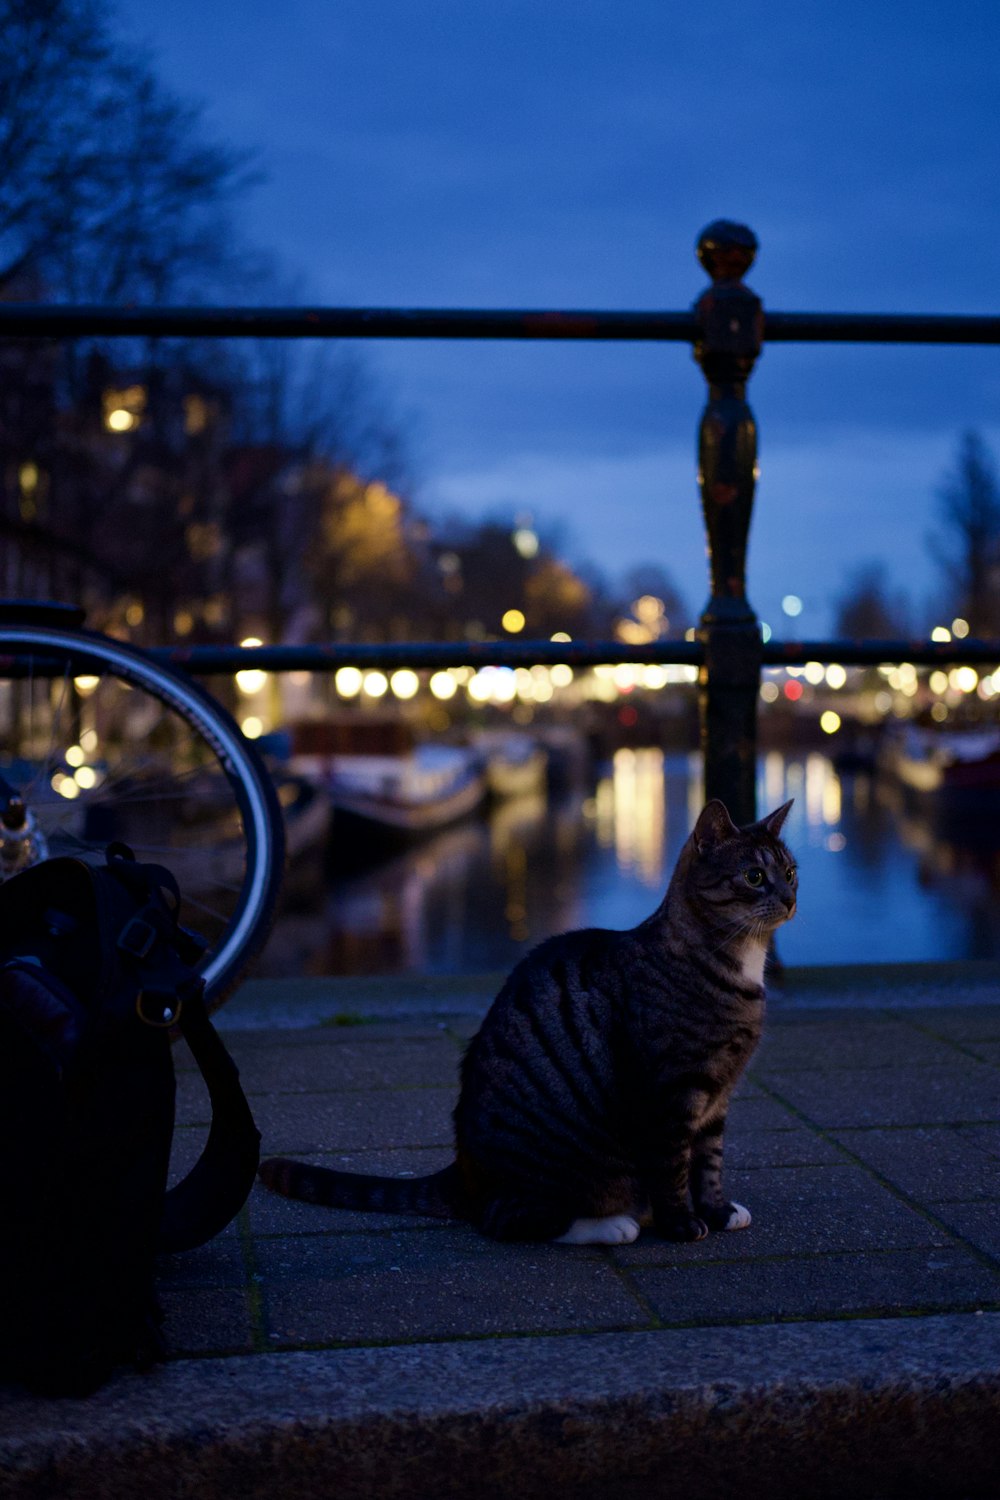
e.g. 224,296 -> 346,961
759,799 -> 794,838
693,799 -> 740,851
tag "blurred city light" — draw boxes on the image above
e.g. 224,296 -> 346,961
390,669 -> 419,699
362,671 -> 388,698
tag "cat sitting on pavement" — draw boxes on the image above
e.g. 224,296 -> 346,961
259,798 -> 796,1246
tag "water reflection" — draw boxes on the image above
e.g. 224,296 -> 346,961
608,748 -> 666,885
262,750 -> 1000,978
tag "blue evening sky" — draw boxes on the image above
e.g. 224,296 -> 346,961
122,0 -> 1000,635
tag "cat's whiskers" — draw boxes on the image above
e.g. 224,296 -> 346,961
706,911 -> 763,958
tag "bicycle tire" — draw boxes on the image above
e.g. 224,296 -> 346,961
0,620 -> 285,1008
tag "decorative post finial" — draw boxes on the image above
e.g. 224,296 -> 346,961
696,219 -> 758,282
692,219 -> 764,826
693,221 -> 764,620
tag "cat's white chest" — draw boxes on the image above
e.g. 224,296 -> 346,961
738,939 -> 767,989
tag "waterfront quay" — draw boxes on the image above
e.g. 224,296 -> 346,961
5,963 -> 1000,1498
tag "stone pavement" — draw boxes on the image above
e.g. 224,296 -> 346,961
5,963 -> 1000,1497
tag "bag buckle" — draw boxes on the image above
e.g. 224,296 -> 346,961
136,987 -> 181,1028
118,916 -> 157,961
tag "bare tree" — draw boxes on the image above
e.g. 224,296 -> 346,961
0,3 -> 424,650
231,335 -> 414,494
832,562 -> 910,639
929,431 -> 1000,635
0,0 -> 253,302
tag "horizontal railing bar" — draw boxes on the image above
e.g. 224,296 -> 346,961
763,313 -> 1000,345
0,306 -> 697,342
146,637 -> 1000,675
1,306 -> 999,345
150,640 -> 704,674
763,639 -> 1000,666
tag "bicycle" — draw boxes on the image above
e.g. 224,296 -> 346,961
0,600 -> 286,1008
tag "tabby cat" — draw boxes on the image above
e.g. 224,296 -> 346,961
259,797 -> 796,1245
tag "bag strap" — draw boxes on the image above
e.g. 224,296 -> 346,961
159,987 -> 261,1254
102,847 -> 260,1253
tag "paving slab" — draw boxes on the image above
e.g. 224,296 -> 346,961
6,963 -> 1000,1498
831,1125 -> 1000,1201
753,1017 -> 959,1071
757,1062 -> 1000,1128
629,1245 -> 1000,1325
723,1125 -> 845,1169
930,1200 -> 1000,1261
177,1033 -> 465,1097
612,1163 -> 952,1262
257,1225 -> 649,1348
252,1085 -> 457,1154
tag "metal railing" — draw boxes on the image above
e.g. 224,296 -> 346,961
4,217 -> 1000,822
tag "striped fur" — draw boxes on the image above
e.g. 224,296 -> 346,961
257,1159 -> 460,1218
259,798 -> 797,1244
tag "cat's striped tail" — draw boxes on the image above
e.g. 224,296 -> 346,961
257,1157 -> 462,1219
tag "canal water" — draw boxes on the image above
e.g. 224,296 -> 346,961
262,750 -> 1000,978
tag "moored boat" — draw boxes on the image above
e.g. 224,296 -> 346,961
881,725 -> 1000,821
287,717 -> 488,843
325,742 -> 487,837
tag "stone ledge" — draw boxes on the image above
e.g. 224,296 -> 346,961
221,962 -> 1000,1031
3,1313 -> 1000,1500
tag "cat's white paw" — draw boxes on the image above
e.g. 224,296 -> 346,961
555,1214 -> 641,1246
725,1202 -> 752,1231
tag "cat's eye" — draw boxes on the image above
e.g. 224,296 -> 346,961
744,867 -> 765,887
785,866 -> 797,882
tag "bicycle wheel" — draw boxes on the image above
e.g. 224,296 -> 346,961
0,619 -> 285,1008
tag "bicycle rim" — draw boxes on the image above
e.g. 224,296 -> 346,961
0,623 -> 285,1007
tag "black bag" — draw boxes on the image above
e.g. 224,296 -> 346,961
0,845 -> 260,1395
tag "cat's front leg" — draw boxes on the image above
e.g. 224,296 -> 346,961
691,1118 -> 751,1232
641,1117 -> 708,1242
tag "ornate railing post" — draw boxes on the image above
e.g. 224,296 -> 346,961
693,220 -> 764,825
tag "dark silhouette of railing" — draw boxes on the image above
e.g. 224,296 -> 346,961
4,217 -> 1000,823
